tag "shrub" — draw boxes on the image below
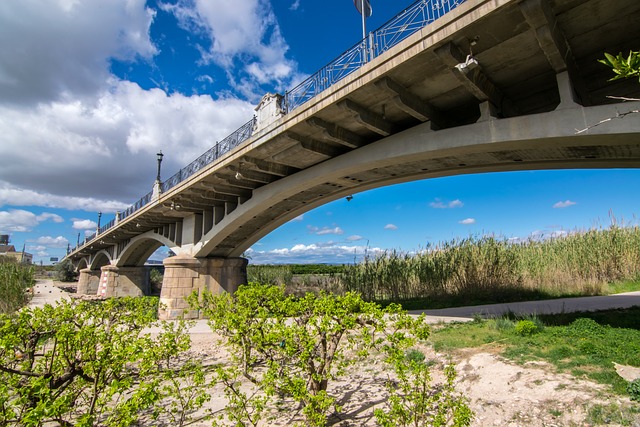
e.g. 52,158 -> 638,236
515,320 -> 539,336
190,284 -> 471,427
628,378 -> 640,401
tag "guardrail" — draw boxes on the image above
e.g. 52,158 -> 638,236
69,0 -> 466,256
285,0 -> 467,112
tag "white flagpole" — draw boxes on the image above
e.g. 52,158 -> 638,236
361,0 -> 366,40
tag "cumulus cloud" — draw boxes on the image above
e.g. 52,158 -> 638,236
430,199 -> 464,209
0,210 -> 40,232
246,242 -> 384,264
31,236 -> 70,248
0,0 -> 156,106
36,213 -> 64,223
384,224 -> 398,230
162,0 -> 302,99
553,200 -> 577,209
459,218 -> 476,225
0,209 -> 67,233
347,235 -> 363,241
73,219 -> 98,230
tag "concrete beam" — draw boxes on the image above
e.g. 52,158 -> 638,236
519,0 -> 588,106
306,117 -> 368,148
375,77 -> 447,129
337,99 -> 397,136
242,156 -> 300,177
435,42 -> 518,117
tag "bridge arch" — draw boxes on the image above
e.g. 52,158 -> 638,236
74,257 -> 89,271
116,231 -> 177,267
195,102 -> 640,258
89,250 -> 112,270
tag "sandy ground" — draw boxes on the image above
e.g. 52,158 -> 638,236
30,280 -> 640,426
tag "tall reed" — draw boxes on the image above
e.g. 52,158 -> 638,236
338,225 -> 640,304
0,259 -> 35,314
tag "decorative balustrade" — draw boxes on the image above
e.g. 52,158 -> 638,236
71,0 -> 466,255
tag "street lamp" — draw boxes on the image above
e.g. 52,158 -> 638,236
77,232 -> 80,247
156,151 -> 164,182
97,211 -> 102,230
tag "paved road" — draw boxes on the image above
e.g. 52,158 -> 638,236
411,291 -> 640,320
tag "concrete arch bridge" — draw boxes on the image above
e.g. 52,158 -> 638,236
65,0 -> 640,319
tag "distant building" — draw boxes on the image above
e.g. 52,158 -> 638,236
0,245 -> 33,264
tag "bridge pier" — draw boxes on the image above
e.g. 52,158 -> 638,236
97,265 -> 150,297
77,268 -> 100,295
158,255 -> 248,320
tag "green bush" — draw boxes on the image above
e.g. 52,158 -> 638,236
628,378 -> 640,401
515,320 -> 539,336
190,284 -> 472,427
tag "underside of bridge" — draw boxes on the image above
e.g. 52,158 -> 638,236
67,0 -> 640,318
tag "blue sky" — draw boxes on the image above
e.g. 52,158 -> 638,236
0,0 -> 638,265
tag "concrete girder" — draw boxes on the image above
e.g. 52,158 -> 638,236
374,77 -> 448,130
242,156 -> 300,177
336,99 -> 397,136
306,117 -> 368,148
435,42 -> 519,118
519,0 -> 588,106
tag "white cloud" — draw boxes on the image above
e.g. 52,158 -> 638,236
73,219 -> 98,230
291,214 -> 304,222
459,218 -> 476,225
290,0 -> 301,11
384,224 -> 398,230
0,182 -> 129,213
162,0 -> 302,98
31,236 -> 69,248
347,235 -> 363,241
0,209 -> 68,233
553,200 -> 576,209
430,198 -> 464,209
0,0 -> 156,105
247,242 -> 385,264
36,213 -> 64,223
307,225 -> 344,235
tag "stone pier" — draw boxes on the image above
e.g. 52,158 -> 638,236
97,265 -> 150,297
77,268 -> 101,295
158,256 -> 248,320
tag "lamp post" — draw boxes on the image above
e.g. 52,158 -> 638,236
77,232 -> 80,247
156,151 -> 164,183
97,211 -> 102,231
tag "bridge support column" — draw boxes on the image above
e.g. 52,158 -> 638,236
77,268 -> 100,295
98,265 -> 148,297
158,256 -> 248,320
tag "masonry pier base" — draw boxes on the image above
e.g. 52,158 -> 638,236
77,268 -> 101,295
158,256 -> 248,320
96,265 -> 150,297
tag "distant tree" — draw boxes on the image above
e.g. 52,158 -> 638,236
55,259 -> 77,282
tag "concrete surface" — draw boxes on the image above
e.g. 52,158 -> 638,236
28,279 -> 71,308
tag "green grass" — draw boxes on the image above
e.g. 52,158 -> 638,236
430,307 -> 640,397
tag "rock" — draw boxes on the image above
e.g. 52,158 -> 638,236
613,362 -> 640,382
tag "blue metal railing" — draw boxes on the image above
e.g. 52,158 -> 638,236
285,0 -> 467,112
71,0 -> 466,254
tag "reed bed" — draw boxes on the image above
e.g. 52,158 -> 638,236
338,225 -> 640,305
0,259 -> 34,314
